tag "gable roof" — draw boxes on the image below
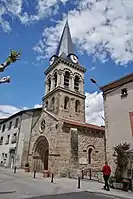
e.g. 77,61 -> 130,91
0,107 -> 42,124
100,73 -> 133,93
43,108 -> 59,121
62,118 -> 105,131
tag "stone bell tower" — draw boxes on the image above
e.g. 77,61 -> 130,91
43,20 -> 86,122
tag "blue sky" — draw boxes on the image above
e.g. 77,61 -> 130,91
0,0 -> 133,125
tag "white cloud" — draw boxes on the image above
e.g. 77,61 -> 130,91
34,0 -> 133,65
0,0 -> 70,32
0,92 -> 104,126
34,104 -> 42,108
85,92 -> 104,126
0,104 -> 42,119
0,105 -> 21,118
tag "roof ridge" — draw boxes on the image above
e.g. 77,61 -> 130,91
44,109 -> 59,121
61,118 -> 104,130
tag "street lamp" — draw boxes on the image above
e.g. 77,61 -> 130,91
90,78 -> 101,91
90,77 -> 107,161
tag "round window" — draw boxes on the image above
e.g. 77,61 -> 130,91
40,120 -> 46,133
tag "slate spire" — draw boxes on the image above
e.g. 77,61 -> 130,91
56,19 -> 74,57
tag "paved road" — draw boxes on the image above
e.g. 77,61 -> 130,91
24,191 -> 125,199
0,167 -> 132,199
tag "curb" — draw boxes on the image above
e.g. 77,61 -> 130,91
86,190 -> 133,199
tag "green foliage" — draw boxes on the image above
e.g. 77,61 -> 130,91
113,142 -> 130,180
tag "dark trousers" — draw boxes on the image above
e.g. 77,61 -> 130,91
103,175 -> 110,190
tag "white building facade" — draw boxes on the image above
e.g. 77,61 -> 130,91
0,108 -> 41,168
101,73 -> 133,170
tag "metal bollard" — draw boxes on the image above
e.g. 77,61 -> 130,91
81,170 -> 84,180
51,173 -> 54,183
89,169 -> 92,180
14,166 -> 16,173
77,176 -> 80,189
33,170 -> 36,178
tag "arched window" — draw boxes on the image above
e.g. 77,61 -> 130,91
87,145 -> 95,164
54,72 -> 57,87
51,97 -> 55,110
64,71 -> 70,89
75,100 -> 80,112
48,78 -> 51,91
74,75 -> 80,91
88,148 -> 93,164
45,101 -> 48,108
64,96 -> 69,109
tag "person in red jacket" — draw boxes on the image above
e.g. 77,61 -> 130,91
102,161 -> 111,191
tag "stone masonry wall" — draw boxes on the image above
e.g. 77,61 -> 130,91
78,128 -> 105,171
28,111 -> 70,176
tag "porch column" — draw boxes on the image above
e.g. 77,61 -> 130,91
45,81 -> 49,95
70,74 -> 74,91
79,79 -> 84,94
51,75 -> 55,90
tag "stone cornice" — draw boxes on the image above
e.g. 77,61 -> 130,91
44,57 -> 86,75
42,86 -> 86,100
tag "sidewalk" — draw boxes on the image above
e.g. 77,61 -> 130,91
0,167 -> 133,199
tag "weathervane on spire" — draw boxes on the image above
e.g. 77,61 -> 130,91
0,49 -> 21,84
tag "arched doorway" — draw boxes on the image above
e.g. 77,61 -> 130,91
32,136 -> 49,172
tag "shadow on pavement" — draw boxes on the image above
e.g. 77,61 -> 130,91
23,191 -> 116,199
0,191 -> 16,195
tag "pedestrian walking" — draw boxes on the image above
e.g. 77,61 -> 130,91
102,161 -> 111,191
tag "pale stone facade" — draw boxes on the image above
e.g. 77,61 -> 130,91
101,73 -> 133,171
0,108 -> 41,168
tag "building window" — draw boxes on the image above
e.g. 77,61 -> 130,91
74,75 -> 80,91
48,78 -> 51,91
14,118 -> 19,128
121,88 -> 128,97
45,101 -> 48,108
88,148 -> 93,164
64,71 -> 70,89
5,135 -> 10,145
2,124 -> 5,132
0,137 -> 3,145
8,121 -> 12,130
75,100 -> 80,112
64,96 -> 69,109
11,133 -> 17,144
54,72 -> 57,87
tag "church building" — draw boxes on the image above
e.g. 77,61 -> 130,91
24,20 -> 106,177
